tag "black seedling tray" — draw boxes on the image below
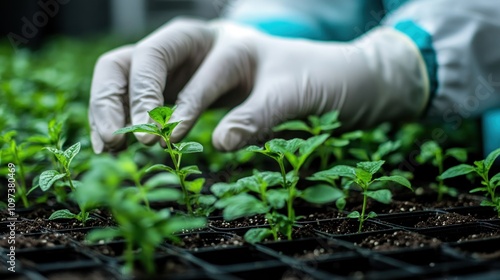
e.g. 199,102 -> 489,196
311,218 -> 395,236
227,263 -> 323,280
444,206 -> 500,221
416,222 -> 500,243
166,231 -> 245,253
447,236 -> 500,261
255,237 -> 356,263
16,247 -> 98,273
374,210 -> 448,229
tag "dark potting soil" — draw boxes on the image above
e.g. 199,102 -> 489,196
457,231 -> 500,242
356,231 -> 441,251
44,268 -> 118,280
414,213 -> 476,228
299,211 -> 345,222
314,219 -> 385,235
209,214 -> 267,229
174,233 -> 244,251
0,232 -> 72,249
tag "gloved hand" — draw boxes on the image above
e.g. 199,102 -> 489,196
89,18 -> 429,153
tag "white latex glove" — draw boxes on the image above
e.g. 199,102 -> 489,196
89,18 -> 429,153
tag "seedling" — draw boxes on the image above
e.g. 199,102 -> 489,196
212,168 -> 342,243
245,134 -> 340,241
440,148 -> 500,217
83,156 -> 206,275
114,106 -> 214,215
273,111 -> 362,168
417,141 -> 467,201
1,131 -> 30,208
324,161 -> 412,232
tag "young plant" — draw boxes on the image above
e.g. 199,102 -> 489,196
34,142 -> 93,224
440,148 -> 500,217
114,106 -> 213,215
245,134 -> 335,240
83,156 -> 206,275
1,131 -> 30,208
417,141 -> 467,201
273,111 -> 362,168
212,169 -> 342,243
324,161 -> 412,232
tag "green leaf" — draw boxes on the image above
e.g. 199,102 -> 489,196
300,184 -> 343,204
355,169 -> 372,185
146,164 -> 175,174
146,188 -> 181,202
273,120 -> 311,133
366,189 -> 392,204
161,216 -> 206,235
245,145 -> 263,152
144,173 -> 180,189
319,110 -> 340,125
86,228 -> 121,243
185,178 -> 205,194
210,182 -> 243,198
470,187 -> 488,193
367,211 -> 377,219
148,106 -> 175,126
298,134 -> 329,160
439,164 -> 476,180
375,141 -> 400,160
180,165 -> 202,176
39,170 -> 66,191
342,130 -> 363,140
480,200 -> 497,207
63,142 -> 81,168
491,173 -> 500,187
485,148 -> 500,170
161,121 -> 182,137
113,123 -> 160,136
336,197 -> 346,211
445,148 -> 468,162
173,142 -> 203,154
44,147 -> 67,166
357,161 -> 385,175
244,228 -> 273,244
319,165 -> 356,179
349,148 -> 370,161
375,176 -> 412,190
267,138 -> 303,154
221,194 -> 269,220
307,170 -> 338,185
49,209 -> 77,220
417,141 -> 440,164
198,195 -> 217,207
325,138 -> 350,147
266,189 -> 288,209
347,211 -> 360,219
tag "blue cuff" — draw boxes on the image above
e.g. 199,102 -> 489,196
393,20 -> 438,114
483,110 -> 500,159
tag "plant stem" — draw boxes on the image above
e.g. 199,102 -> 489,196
436,151 -> 444,201
359,190 -> 368,233
134,177 -> 149,209
164,137 -> 192,214
12,147 -> 29,208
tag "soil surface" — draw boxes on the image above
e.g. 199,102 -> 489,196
414,213 -> 476,228
313,219 -> 386,235
209,215 -> 267,229
172,233 -> 244,251
356,231 -> 441,251
0,232 -> 73,249
457,231 -> 500,242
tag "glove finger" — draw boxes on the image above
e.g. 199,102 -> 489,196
169,30 -> 255,142
129,18 -> 214,144
212,79 -> 299,151
89,45 -> 134,153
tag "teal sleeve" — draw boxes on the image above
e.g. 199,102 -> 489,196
483,110 -> 500,159
225,0 -> 385,41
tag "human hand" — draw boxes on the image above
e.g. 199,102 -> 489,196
89,18 -> 428,153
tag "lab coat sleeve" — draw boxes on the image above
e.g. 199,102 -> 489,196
223,0 -> 385,41
383,0 -> 500,121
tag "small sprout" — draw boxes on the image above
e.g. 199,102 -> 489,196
327,161 -> 412,232
440,148 -> 500,217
